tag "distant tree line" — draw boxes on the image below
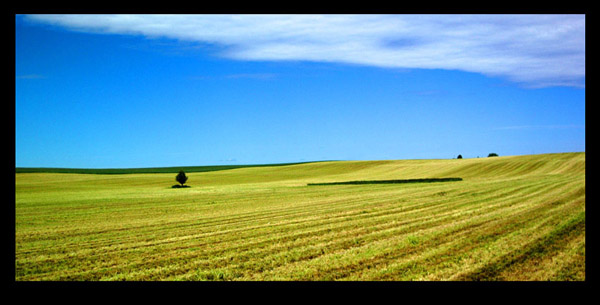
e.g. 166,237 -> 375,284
456,153 -> 499,159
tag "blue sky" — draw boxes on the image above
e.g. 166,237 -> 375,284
15,14 -> 585,168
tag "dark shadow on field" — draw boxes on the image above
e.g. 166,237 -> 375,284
171,185 -> 191,188
307,178 -> 463,186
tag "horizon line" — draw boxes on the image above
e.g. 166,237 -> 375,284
15,151 -> 585,172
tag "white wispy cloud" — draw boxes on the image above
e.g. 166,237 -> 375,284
24,14 -> 585,88
188,73 -> 277,80
493,124 -> 585,130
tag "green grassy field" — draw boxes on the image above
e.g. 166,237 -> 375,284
14,160 -> 321,175
15,152 -> 585,281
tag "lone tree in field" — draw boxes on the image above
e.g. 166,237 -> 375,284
488,153 -> 499,157
457,154 -> 463,159
176,170 -> 188,187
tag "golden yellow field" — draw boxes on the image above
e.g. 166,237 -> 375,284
15,152 -> 585,281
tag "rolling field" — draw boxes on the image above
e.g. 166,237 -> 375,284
15,152 -> 585,281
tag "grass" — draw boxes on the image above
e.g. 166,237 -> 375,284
14,152 -> 585,281
15,161 -> 325,175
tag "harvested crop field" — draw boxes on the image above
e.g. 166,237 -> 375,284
15,152 -> 585,281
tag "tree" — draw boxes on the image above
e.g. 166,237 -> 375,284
176,170 -> 188,187
457,154 -> 463,159
488,153 -> 499,157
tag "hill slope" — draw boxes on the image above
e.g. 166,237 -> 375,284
14,161 -> 323,174
15,152 -> 585,281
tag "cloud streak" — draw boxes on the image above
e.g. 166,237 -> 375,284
24,14 -> 585,88
188,73 -> 277,80
493,124 -> 585,131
